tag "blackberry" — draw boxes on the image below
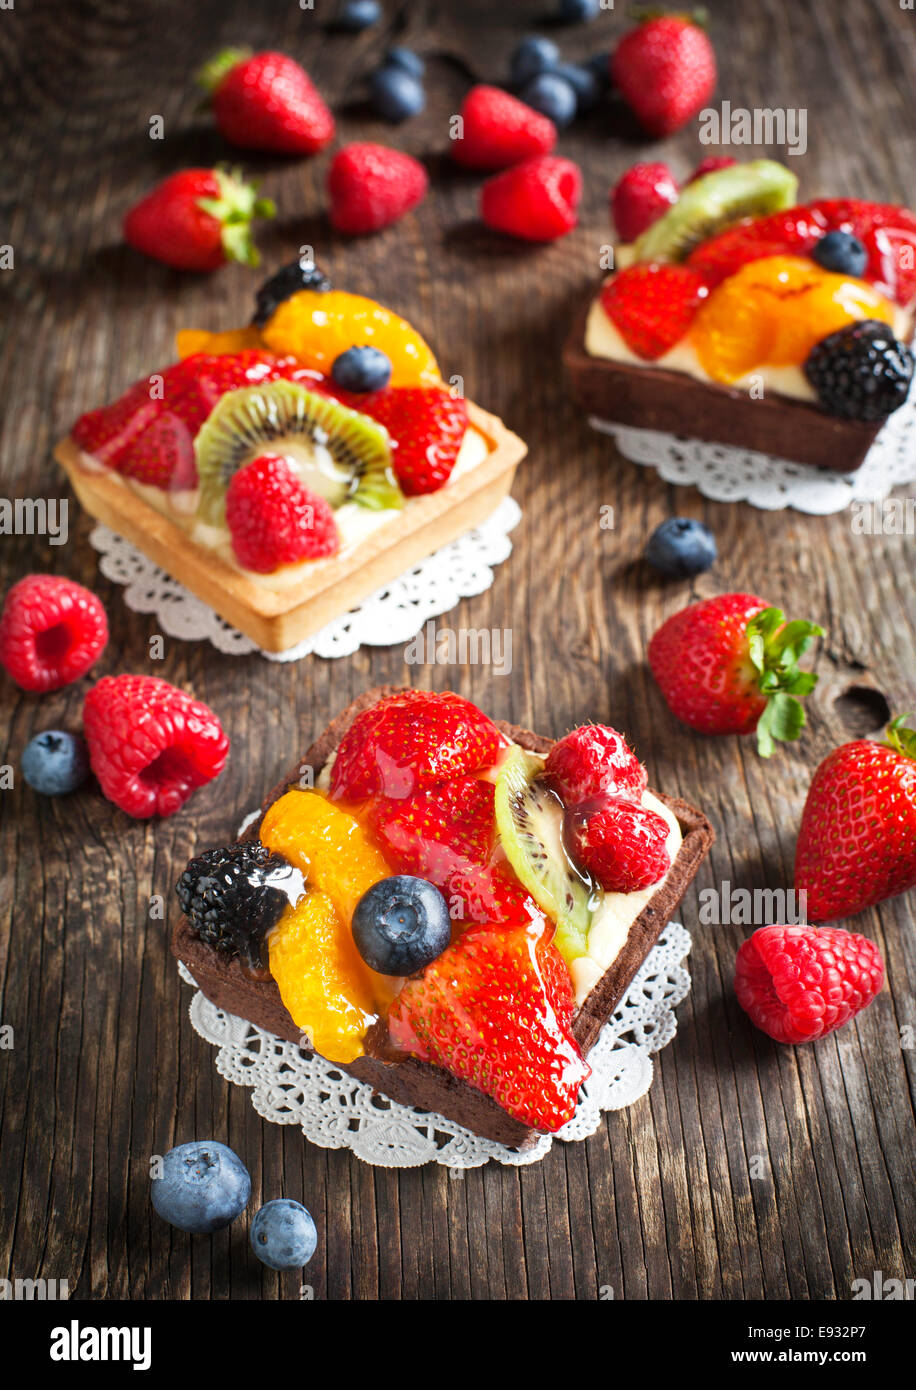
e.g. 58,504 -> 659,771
176,843 -> 303,969
805,319 -> 914,423
252,258 -> 332,327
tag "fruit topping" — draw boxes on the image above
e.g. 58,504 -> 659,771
807,198 -> 916,307
611,162 -> 679,243
611,13 -> 717,138
451,85 -> 557,171
633,160 -> 798,263
331,346 -> 392,393
685,206 -> 827,286
347,385 -> 468,495
369,66 -> 426,123
544,724 -> 647,810
21,730 -> 91,796
253,258 -> 332,328
194,379 -> 402,527
389,918 -> 590,1131
226,455 -> 340,572
250,1200 -> 318,1272
328,144 -> 428,235
570,796 -> 671,894
481,155 -> 582,242
690,256 -> 896,384
795,715 -> 916,922
812,229 -> 868,277
329,689 -> 504,801
600,263 -> 709,361
176,842 -> 302,969
260,288 -> 440,387
151,1142 -> 250,1234
352,875 -> 451,974
83,674 -> 229,818
197,49 -> 334,156
495,747 -> 593,963
519,72 -> 577,129
0,574 -> 108,693
123,167 -> 275,272
648,594 -> 823,757
268,888 -> 377,1064
804,319 -> 914,423
646,517 -> 717,579
734,925 -> 884,1045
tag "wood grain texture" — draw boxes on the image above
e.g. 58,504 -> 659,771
0,0 -> 914,1301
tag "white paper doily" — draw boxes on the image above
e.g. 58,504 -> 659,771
590,387 -> 916,514
177,921 -> 691,1169
88,497 -> 521,662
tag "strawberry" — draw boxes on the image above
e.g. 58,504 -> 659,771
600,263 -> 709,360
327,143 -> 428,236
685,155 -> 737,184
451,85 -> 556,171
123,167 -> 275,272
388,920 -> 590,1131
571,796 -> 671,893
353,386 -> 467,495
648,594 -> 823,757
807,198 -> 916,307
330,689 -> 505,801
795,716 -> 916,922
481,155 -> 582,242
611,162 -> 679,243
734,925 -> 884,1044
611,15 -> 717,138
226,455 -> 340,572
545,724 -> 647,810
198,48 -> 334,155
687,206 -> 828,286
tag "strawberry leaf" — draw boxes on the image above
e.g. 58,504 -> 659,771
745,606 -> 824,757
756,691 -> 807,758
885,713 -> 916,759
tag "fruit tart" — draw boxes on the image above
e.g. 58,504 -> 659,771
171,687 -> 714,1149
565,161 -> 916,472
55,262 -> 526,653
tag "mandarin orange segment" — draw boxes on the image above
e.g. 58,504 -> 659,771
268,889 -> 376,1064
259,290 -> 440,386
176,326 -> 264,359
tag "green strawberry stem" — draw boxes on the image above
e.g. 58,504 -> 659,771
746,606 -> 824,758
630,6 -> 710,27
196,47 -> 252,95
884,714 -> 916,758
196,165 -> 275,268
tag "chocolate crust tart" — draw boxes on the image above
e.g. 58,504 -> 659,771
172,687 -> 715,1149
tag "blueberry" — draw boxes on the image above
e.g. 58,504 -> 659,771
509,36 -> 560,87
151,1142 -> 250,1234
646,518 -> 717,579
520,72 -> 577,128
558,0 -> 599,21
369,66 -> 426,122
352,875 -> 451,975
554,62 -> 601,114
337,0 -> 381,30
812,230 -> 869,278
21,731 -> 90,796
384,46 -> 425,79
331,346 -> 393,392
586,52 -> 612,89
250,1199 -> 318,1271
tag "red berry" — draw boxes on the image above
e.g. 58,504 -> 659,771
0,575 -> 108,693
611,162 -> 678,242
123,167 -> 275,272
481,155 -> 582,242
330,689 -> 505,801
807,198 -> 916,307
545,724 -> 647,809
199,48 -> 334,155
685,155 -> 737,184
451,85 -> 556,171
83,674 -> 229,818
327,143 -> 428,235
734,925 -> 884,1044
687,207 -> 827,287
226,455 -> 340,573
600,263 -> 709,360
352,385 -> 467,495
612,16 -> 717,138
571,796 -> 671,893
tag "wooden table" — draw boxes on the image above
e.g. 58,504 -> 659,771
1,0 -> 913,1301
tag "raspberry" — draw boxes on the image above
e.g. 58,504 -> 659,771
571,796 -> 671,893
83,674 -> 229,818
176,842 -> 302,968
451,85 -> 556,171
225,455 -> 340,573
610,162 -> 678,243
327,143 -> 428,235
481,155 -> 582,242
734,925 -> 884,1044
545,724 -> 647,810
0,575 -> 108,693
600,263 -> 709,359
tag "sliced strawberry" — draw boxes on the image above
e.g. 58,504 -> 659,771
808,198 -> 916,306
600,263 -> 709,360
352,386 -> 468,496
686,207 -> 827,287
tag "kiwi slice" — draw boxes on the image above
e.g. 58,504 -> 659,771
495,746 -> 594,963
632,160 -> 799,264
194,380 -> 403,527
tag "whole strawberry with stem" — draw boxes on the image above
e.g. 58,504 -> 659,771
611,11 -> 717,138
795,715 -> 916,921
648,593 -> 823,757
198,48 -> 335,155
124,167 -> 275,271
